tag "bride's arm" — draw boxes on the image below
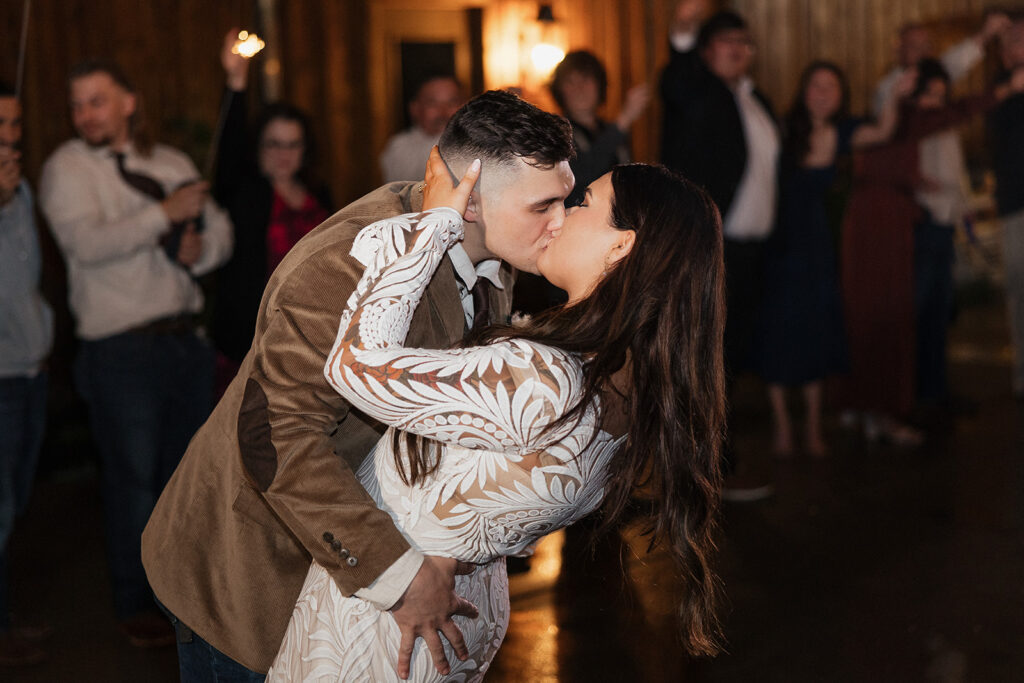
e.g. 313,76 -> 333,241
325,158 -> 582,454
325,208 -> 583,454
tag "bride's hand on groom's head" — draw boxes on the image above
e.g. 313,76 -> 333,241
422,146 -> 481,217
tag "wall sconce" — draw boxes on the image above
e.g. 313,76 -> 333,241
529,4 -> 565,78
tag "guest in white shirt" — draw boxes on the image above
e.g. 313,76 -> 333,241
38,60 -> 231,647
379,74 -> 464,183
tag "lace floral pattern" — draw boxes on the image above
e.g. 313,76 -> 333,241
269,209 -> 623,681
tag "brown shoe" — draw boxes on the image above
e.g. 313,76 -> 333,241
0,631 -> 47,667
119,611 -> 176,649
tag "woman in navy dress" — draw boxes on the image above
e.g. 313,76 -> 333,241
758,62 -> 910,457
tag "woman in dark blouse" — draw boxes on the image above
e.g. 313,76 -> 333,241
212,31 -> 332,385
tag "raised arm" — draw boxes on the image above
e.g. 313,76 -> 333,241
852,68 -> 917,149
213,28 -> 252,205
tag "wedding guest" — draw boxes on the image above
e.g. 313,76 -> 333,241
38,60 -> 232,647
840,60 -> 1007,445
989,16 -> 1024,399
758,62 -> 911,458
660,0 -> 779,499
212,30 -> 332,388
550,50 -> 649,207
874,13 -> 1010,409
515,50 -> 650,316
0,82 -> 54,667
380,73 -> 464,183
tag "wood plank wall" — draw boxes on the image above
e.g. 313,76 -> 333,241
2,0 -> 1022,205
732,0 -> 1023,116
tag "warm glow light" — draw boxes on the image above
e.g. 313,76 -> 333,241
232,30 -> 265,59
530,43 -> 565,77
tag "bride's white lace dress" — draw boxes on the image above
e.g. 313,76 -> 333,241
268,208 -> 623,682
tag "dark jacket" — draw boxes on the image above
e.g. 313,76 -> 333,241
211,89 -> 333,362
988,88 -> 1024,217
659,41 -> 776,218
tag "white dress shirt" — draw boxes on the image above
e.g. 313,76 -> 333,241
723,77 -> 780,241
39,139 -> 233,340
873,38 -> 983,227
379,128 -> 440,183
872,37 -> 983,117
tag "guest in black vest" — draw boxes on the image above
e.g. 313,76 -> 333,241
660,1 -> 780,500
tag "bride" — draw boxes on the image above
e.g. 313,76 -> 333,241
268,150 -> 726,681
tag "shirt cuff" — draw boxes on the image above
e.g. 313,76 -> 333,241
353,548 -> 424,610
670,30 -> 697,53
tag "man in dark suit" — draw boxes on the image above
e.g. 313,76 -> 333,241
660,1 -> 780,500
142,90 -> 575,680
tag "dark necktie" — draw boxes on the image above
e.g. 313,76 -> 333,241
113,152 -> 198,262
471,279 -> 491,330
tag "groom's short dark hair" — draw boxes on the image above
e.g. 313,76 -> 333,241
439,89 -> 574,169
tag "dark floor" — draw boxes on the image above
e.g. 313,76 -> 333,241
6,298 -> 1024,682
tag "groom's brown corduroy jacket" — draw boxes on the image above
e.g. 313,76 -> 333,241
142,181 -> 514,672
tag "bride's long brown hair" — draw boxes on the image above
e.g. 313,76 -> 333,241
397,163 -> 726,656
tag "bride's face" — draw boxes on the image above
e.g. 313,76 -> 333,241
536,172 -> 633,302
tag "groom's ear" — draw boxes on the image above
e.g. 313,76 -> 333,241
464,191 -> 480,223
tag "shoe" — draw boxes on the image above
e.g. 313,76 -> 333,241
119,610 -> 176,649
8,615 -> 54,643
0,631 -> 46,666
883,423 -> 924,448
721,471 -> 774,503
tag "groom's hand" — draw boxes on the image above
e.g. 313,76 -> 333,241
390,554 -> 479,679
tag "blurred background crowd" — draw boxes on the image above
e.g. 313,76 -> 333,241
1,0 -> 1023,679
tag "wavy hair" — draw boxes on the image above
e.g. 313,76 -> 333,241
396,163 -> 726,656
783,60 -> 850,167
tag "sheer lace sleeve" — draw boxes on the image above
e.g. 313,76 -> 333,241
325,208 -> 583,455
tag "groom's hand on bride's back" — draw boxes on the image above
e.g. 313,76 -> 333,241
390,554 -> 479,679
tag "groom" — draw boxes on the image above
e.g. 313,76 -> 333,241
142,89 -> 575,680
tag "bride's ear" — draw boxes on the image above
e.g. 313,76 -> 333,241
606,230 -> 636,267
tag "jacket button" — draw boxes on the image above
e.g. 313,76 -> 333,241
346,556 -> 358,567
322,532 -> 334,543
338,548 -> 350,559
330,540 -> 342,551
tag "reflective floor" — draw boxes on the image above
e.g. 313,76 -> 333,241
6,298 -> 1023,682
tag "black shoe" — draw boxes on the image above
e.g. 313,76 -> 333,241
119,610 -> 176,648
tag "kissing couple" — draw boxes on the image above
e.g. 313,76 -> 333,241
143,90 -> 725,682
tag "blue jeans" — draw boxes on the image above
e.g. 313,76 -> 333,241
0,372 -> 48,632
159,604 -> 266,683
913,217 -> 955,403
76,330 -> 213,619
